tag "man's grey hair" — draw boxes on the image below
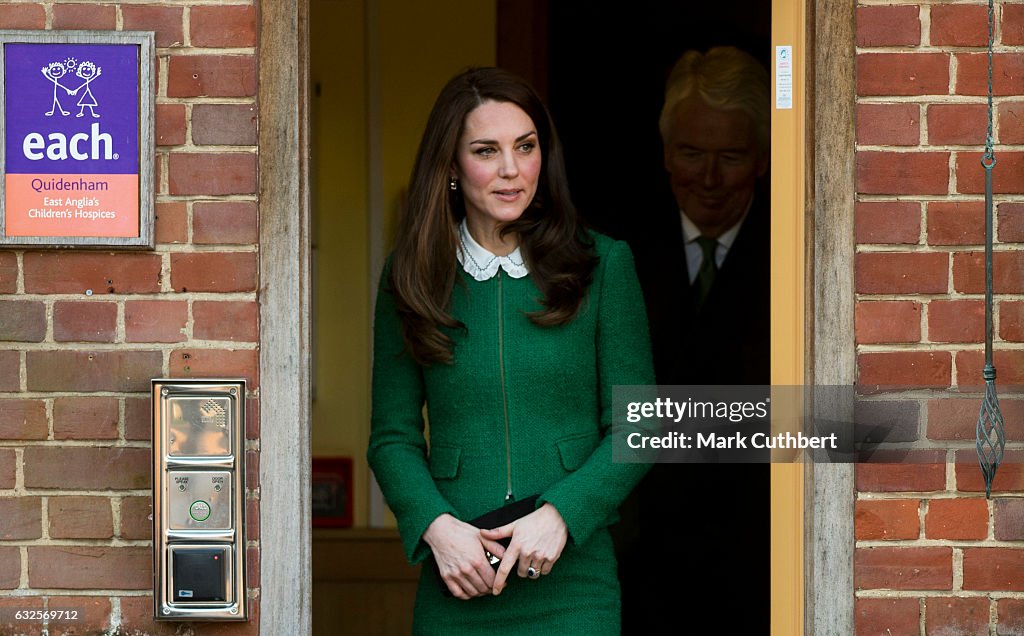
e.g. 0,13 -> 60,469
659,46 -> 770,153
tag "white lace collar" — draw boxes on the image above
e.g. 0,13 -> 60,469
456,219 -> 529,281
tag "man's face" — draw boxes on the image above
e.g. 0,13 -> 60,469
663,96 -> 768,238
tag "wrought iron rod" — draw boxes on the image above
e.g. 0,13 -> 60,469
976,0 -> 1005,499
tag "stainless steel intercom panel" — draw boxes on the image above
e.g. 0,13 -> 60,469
153,379 -> 246,621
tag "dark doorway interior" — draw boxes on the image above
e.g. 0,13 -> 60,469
500,3 -> 773,633
546,1 -> 770,243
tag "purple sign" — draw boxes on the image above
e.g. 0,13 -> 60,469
5,43 -> 139,174
2,38 -> 147,241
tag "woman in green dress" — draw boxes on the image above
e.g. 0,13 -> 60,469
368,67 -> 654,634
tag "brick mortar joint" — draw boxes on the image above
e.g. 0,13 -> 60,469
184,101 -> 194,148
157,96 -> 257,105
185,199 -> 195,245
920,498 -> 928,540
854,242 -> 1024,250
920,299 -> 932,344
857,144 -> 1024,152
858,351 -> 1024,362
116,302 -> 126,346
42,2 -> 53,31
44,397 -> 53,442
854,390 -> 1024,399
853,244 -> 1015,252
858,492 -> 1024,500
919,596 -> 926,635
9,489 -> 151,497
8,539 -> 155,548
111,496 -> 122,540
923,2 -> 932,50
856,590 -> 1024,599
0,342 -> 259,352
919,102 -> 929,148
43,299 -> 54,344
182,3 -> 192,48
858,96 -> 1024,104
953,546 -> 964,591
117,398 -> 126,452
158,252 -> 172,294
828,443 -> 1003,455
117,0 -> 257,4
856,341 -> 1021,351
19,545 -> 27,590
854,294 -> 1024,302
14,447 -> 24,495
856,540 -> 1024,549
946,449 -> 957,484
185,298 -> 195,341
158,47 -> 257,56
40,496 -> 49,541
987,496 -> 995,541
856,46 -> 1024,53
157,53 -> 168,103
157,193 -> 258,201
0,441 -> 256,452
858,194 -> 1024,201
149,243 -> 261,252
0,389 -> 257,398
162,144 -> 259,153
0,293 -> 258,302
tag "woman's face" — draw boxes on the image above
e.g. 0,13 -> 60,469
453,100 -> 542,237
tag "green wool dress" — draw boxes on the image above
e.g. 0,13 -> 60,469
368,233 -> 654,635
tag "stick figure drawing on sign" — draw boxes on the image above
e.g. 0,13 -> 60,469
70,61 -> 102,118
40,60 -> 72,116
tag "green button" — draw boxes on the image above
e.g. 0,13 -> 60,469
189,500 -> 211,522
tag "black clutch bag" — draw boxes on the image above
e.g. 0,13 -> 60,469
434,494 -> 539,595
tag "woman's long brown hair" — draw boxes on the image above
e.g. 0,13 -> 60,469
389,67 -> 597,365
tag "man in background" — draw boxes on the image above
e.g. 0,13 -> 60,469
621,46 -> 771,633
642,45 -> 770,385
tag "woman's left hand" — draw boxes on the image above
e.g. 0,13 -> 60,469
479,502 -> 568,595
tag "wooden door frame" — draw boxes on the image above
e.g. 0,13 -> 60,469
803,0 -> 857,634
258,1 -> 313,634
253,0 -> 857,633
772,0 -> 856,634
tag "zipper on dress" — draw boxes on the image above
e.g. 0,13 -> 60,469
497,270 -> 513,502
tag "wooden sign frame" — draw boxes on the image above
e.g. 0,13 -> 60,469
0,30 -> 154,248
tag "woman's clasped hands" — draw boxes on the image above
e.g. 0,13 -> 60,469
423,503 -> 568,600
483,502 -> 568,594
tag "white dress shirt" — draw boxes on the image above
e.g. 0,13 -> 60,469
680,212 -> 747,284
455,218 -> 529,281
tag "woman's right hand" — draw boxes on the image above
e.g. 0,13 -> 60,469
422,513 -> 497,600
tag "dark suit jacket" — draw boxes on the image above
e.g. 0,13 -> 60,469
618,189 -> 771,634
633,192 -> 771,386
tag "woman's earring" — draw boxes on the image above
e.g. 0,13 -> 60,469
449,176 -> 458,191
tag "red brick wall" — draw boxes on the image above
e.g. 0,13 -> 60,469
0,3 -> 260,634
856,2 -> 1024,634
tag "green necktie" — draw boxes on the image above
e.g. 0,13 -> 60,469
694,236 -> 718,310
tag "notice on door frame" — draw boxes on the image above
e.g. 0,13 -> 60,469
775,45 -> 793,110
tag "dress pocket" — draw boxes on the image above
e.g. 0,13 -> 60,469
556,432 -> 599,472
428,444 -> 461,479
